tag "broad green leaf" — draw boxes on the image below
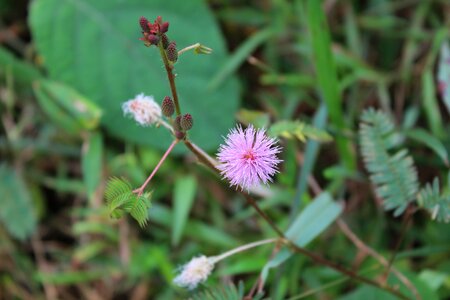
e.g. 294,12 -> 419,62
261,192 -> 343,282
437,41 -> 450,114
0,47 -> 41,86
0,164 -> 37,240
406,128 -> 449,166
33,80 -> 102,133
82,131 -> 104,201
172,175 -> 197,246
269,120 -> 332,143
29,0 -> 240,151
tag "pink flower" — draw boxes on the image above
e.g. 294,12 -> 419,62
217,125 -> 282,191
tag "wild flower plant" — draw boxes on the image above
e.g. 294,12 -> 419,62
102,15 -> 447,299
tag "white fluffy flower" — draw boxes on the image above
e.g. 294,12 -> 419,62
122,93 -> 162,126
173,255 -> 215,290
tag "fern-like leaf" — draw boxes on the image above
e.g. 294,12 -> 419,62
190,281 -> 264,300
269,120 -> 332,142
104,177 -> 151,227
359,109 -> 419,216
417,178 -> 450,223
105,177 -> 133,207
129,192 -> 152,228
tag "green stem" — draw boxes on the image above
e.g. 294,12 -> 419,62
158,42 -> 181,116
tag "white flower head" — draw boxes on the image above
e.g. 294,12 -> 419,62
122,93 -> 162,126
173,255 -> 215,290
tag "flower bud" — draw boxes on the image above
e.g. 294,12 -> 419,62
161,96 -> 174,117
160,22 -> 169,33
180,114 -> 193,131
166,42 -> 178,63
139,16 -> 150,32
147,34 -> 160,45
161,34 -> 170,49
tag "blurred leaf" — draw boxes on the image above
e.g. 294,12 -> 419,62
104,177 -> 151,227
417,178 -> 450,223
291,104 -> 327,218
172,175 -> 197,246
236,109 -> 270,129
150,204 -> 239,248
405,128 -> 449,166
0,46 -> 41,86
208,27 -> 273,90
419,269 -> 448,291
33,80 -> 102,133
0,164 -> 37,240
29,0 -> 240,151
261,193 -> 343,282
306,0 -> 355,170
36,270 -> 108,285
437,41 -> 450,114
359,109 -> 418,216
269,120 -> 332,143
74,241 -> 108,263
82,131 -> 104,200
422,70 -> 445,138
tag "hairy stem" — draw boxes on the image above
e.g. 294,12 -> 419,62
158,42 -> 181,116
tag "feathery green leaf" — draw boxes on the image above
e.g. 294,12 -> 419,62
104,177 -> 151,227
417,178 -> 450,223
359,109 -> 419,216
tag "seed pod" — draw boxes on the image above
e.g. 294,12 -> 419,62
166,42 -> 178,63
161,96 -> 174,117
180,114 -> 193,131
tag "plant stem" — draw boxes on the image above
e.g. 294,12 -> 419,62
177,43 -> 200,56
134,140 -> 178,196
210,238 -> 278,264
158,42 -> 181,116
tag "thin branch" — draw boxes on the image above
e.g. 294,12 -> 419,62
134,139 -> 178,196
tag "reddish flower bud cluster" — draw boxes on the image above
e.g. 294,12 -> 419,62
139,16 -> 170,47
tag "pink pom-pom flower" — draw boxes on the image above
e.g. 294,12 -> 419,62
217,125 -> 282,191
